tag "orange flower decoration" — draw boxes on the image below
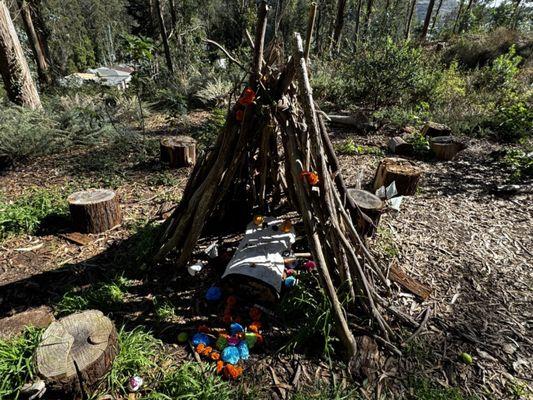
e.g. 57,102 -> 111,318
196,343 -> 205,354
248,321 -> 262,333
224,364 -> 244,380
201,346 -> 213,356
216,360 -> 225,374
249,307 -> 262,321
301,171 -> 319,186
236,109 -> 244,122
238,87 -> 256,106
210,351 -> 221,361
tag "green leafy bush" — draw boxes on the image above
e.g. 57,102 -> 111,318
55,281 -> 128,316
0,188 -> 67,240
504,146 -> 533,181
0,328 -> 43,400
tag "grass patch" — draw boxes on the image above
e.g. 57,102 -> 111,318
104,326 -> 161,396
154,299 -> 176,322
0,188 -> 68,241
146,362 -> 236,400
375,226 -> 400,259
55,279 -> 129,316
0,327 -> 43,400
335,139 -> 383,156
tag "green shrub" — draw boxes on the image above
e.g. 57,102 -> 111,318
0,188 -> 68,240
335,140 -> 383,156
192,107 -> 227,148
0,328 -> 43,400
504,146 -> 533,181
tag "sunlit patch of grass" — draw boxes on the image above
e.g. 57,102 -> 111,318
0,327 -> 43,400
407,377 -> 479,400
335,139 -> 384,156
0,188 -> 68,240
291,382 -> 360,400
154,299 -> 176,322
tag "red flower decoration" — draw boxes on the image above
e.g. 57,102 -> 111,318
238,87 -> 256,106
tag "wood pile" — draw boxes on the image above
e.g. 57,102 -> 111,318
155,1 -> 410,357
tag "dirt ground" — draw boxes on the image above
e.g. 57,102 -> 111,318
0,112 -> 531,399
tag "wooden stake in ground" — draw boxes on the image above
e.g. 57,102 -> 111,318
68,189 -> 122,233
374,158 -> 421,196
0,0 -> 41,109
35,310 -> 118,397
160,136 -> 197,168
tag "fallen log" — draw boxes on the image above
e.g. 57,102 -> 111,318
68,189 -> 122,233
389,265 -> 431,300
373,158 -> 422,196
160,136 -> 197,168
35,310 -> 118,397
388,136 -> 413,156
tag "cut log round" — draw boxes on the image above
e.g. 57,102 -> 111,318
35,310 -> 118,397
388,136 -> 413,156
373,158 -> 422,196
160,136 -> 197,168
348,189 -> 384,236
429,136 -> 466,161
421,121 -> 451,138
68,189 -> 122,234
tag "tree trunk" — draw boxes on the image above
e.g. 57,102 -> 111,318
458,0 -> 476,32
155,0 -> 174,73
0,0 -> 41,109
168,0 -> 177,29
363,0 -> 374,38
420,0 -> 436,40
354,0 -> 363,45
430,0 -> 444,33
374,158 -> 422,196
330,0 -> 347,53
511,0 -> 523,29
404,0 -> 417,40
68,189 -> 122,233
160,136 -> 197,168
452,0 -> 465,33
347,188 -> 383,237
35,310 -> 118,398
17,0 -> 49,85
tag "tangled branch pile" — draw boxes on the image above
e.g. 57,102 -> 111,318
155,2 -> 406,357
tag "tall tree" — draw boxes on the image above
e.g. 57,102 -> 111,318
404,0 -> 417,39
168,0 -> 177,29
511,0 -> 523,29
452,0 -> 465,33
430,0 -> 445,33
330,0 -> 347,52
17,0 -> 49,84
0,0 -> 41,109
420,0 -> 436,40
354,0 -> 363,44
155,0 -> 173,73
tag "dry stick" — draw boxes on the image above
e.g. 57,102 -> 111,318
403,307 -> 431,345
251,1 -> 269,88
304,3 -> 317,61
204,39 -> 248,72
245,29 -> 255,50
281,113 -> 357,358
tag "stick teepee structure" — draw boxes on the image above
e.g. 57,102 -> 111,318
155,2 -> 402,357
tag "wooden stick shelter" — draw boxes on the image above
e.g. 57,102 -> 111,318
155,2 -> 402,357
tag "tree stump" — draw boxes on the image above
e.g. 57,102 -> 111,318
68,189 -> 122,233
373,158 -> 422,196
160,136 -> 197,168
348,189 -> 384,237
35,310 -> 118,397
388,136 -> 413,156
421,121 -> 451,138
429,136 -> 466,161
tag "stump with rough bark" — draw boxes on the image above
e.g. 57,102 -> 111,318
373,158 -> 422,196
35,310 -> 118,397
160,136 -> 197,168
430,136 -> 466,161
348,188 -> 384,236
68,189 -> 122,233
